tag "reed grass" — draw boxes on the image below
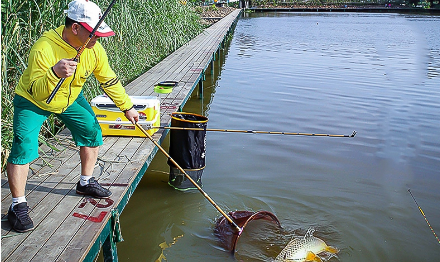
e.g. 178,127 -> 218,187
1,0 -> 203,170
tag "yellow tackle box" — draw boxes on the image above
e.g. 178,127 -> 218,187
90,95 -> 160,137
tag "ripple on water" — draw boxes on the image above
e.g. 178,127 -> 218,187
118,13 -> 440,262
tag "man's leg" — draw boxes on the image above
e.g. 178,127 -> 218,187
6,163 -> 34,232
7,163 -> 30,198
6,95 -> 49,232
80,146 -> 99,177
75,145 -> 110,198
58,92 -> 110,198
76,145 -> 111,198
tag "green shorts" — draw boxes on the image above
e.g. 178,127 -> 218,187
8,93 -> 103,165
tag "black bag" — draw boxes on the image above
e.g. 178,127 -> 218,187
168,112 -> 208,190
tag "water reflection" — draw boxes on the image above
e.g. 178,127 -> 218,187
117,12 -> 440,262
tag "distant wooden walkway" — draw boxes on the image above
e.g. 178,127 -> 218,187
1,9 -> 241,262
250,7 -> 440,14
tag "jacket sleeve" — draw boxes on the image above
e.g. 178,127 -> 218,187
25,49 -> 63,101
93,44 -> 133,112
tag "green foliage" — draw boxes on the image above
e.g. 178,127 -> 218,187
1,0 -> 203,170
194,5 -> 205,13
103,0 -> 203,87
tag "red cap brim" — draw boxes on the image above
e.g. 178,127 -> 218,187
80,22 -> 115,37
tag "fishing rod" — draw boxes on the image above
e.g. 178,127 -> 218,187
135,123 -> 242,233
408,189 -> 440,244
46,0 -> 117,104
151,126 -> 357,138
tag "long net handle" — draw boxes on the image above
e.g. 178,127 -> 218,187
135,123 -> 241,232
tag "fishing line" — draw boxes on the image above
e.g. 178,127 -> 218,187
408,189 -> 440,244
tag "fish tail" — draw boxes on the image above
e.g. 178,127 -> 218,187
306,251 -> 322,262
325,245 -> 339,254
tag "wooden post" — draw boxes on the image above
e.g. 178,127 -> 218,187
103,233 -> 118,262
103,210 -> 123,262
240,0 -> 249,8
210,59 -> 214,75
199,77 -> 204,99
217,45 -> 221,57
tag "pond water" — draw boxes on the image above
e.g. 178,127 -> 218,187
114,12 -> 440,262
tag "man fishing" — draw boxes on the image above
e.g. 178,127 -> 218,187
6,0 -> 138,233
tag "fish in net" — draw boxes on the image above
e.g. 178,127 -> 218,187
275,227 -> 339,262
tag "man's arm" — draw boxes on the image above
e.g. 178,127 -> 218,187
92,43 -> 138,121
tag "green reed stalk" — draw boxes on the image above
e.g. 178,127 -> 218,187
1,0 -> 203,171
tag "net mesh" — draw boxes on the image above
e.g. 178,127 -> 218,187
214,210 -> 281,253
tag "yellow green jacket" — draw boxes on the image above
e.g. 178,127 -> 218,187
16,25 -> 133,113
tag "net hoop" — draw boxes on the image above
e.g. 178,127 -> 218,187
214,210 -> 281,253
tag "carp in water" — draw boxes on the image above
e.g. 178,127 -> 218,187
275,227 -> 339,262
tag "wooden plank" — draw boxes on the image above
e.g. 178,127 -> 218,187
1,136 -> 81,239
29,136 -> 141,261
56,136 -> 154,261
1,135 -> 75,201
1,136 -> 119,260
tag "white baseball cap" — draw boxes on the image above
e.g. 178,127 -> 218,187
64,0 -> 115,37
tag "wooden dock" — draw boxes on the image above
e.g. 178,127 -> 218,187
249,7 -> 440,14
1,9 -> 241,262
